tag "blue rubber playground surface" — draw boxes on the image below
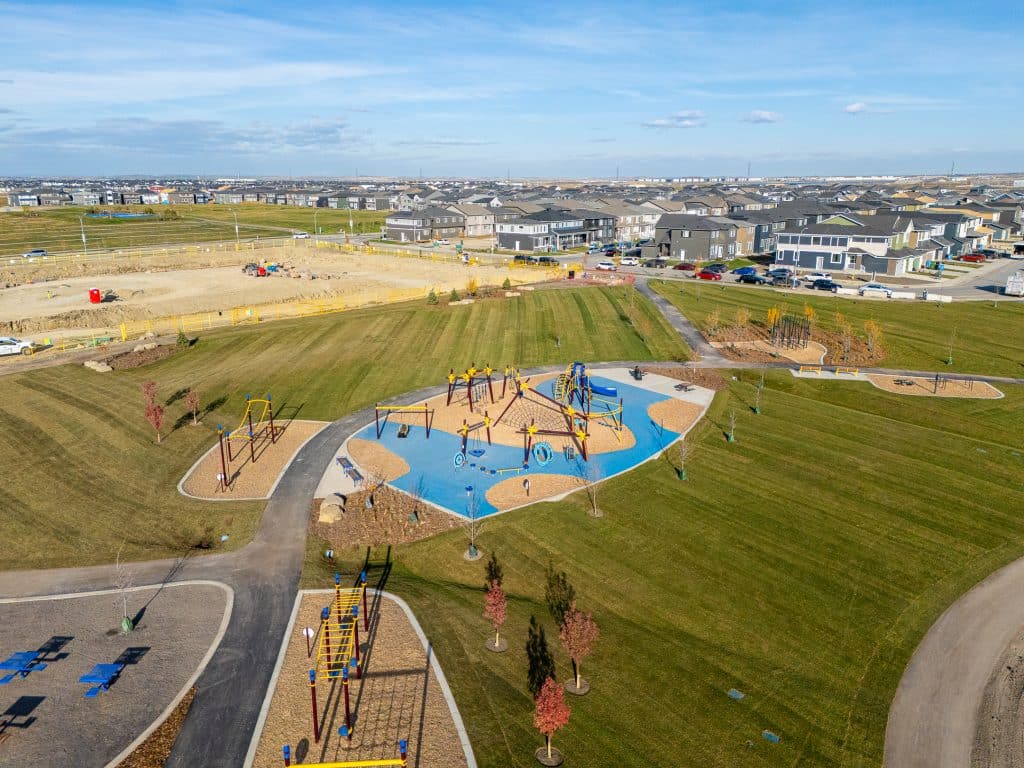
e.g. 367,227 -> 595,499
351,375 -> 683,518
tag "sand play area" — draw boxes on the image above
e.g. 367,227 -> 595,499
252,591 -> 469,768
323,368 -> 714,518
867,374 -> 1003,399
0,244 -> 531,337
710,339 -> 827,365
180,420 -> 329,500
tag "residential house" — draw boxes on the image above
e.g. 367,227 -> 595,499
70,191 -> 103,206
7,192 -> 39,206
594,201 -> 660,242
774,214 -> 923,276
166,191 -> 196,205
385,207 -> 465,242
446,203 -> 494,237
213,190 -> 245,205
495,218 -> 552,251
573,209 -> 616,244
908,212 -> 986,256
641,214 -> 737,263
725,212 -> 784,255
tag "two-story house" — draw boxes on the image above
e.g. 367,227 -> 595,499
774,214 -> 921,276
446,203 -> 494,237
385,207 -> 465,242
641,214 -> 737,262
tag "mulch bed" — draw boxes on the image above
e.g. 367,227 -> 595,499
118,688 -> 196,768
106,344 -> 179,369
645,366 -> 729,391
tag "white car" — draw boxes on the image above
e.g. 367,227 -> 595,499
859,282 -> 893,298
436,239 -> 450,246
803,271 -> 832,282
1010,252 -> 1024,260
595,261 -> 617,271
0,337 -> 33,356
22,248 -> 47,258
292,232 -> 310,239
620,257 -> 640,267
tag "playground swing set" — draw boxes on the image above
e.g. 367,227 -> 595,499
215,394 -> 278,491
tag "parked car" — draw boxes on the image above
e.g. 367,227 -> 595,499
636,238 -> 653,247
623,247 -> 642,257
436,239 -> 451,246
0,337 -> 33,356
292,232 -> 310,239
537,255 -> 558,266
697,270 -> 722,281
602,248 -> 621,257
731,266 -> 758,276
737,274 -> 768,285
859,282 -> 893,298
21,248 -> 47,258
803,271 -> 833,282
959,253 -> 986,263
595,261 -> 617,271
619,257 -> 640,267
771,275 -> 801,288
672,262 -> 696,271
643,259 -> 668,269
812,279 -> 842,292
704,263 -> 729,273
766,267 -> 793,279
513,254 -> 539,264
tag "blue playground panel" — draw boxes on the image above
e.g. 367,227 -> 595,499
353,376 -> 682,518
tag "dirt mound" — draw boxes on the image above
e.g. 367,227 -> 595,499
106,344 -> 179,370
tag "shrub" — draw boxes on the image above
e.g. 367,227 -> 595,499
449,288 -> 460,302
426,288 -> 439,305
502,277 -> 512,290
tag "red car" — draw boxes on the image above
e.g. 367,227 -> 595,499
697,270 -> 722,281
960,253 -> 986,263
672,262 -> 696,271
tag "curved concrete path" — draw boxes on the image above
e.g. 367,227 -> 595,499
884,558 -> 1024,767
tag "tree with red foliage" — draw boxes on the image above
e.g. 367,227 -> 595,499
559,601 -> 599,692
533,676 -> 570,763
141,379 -> 157,406
483,579 -> 507,650
184,388 -> 200,425
145,401 -> 164,444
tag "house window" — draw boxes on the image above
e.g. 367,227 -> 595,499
776,252 -> 784,262
830,253 -> 842,264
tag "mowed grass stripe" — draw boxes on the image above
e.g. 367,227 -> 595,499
307,373 -> 1024,767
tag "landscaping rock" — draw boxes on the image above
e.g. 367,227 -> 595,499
83,360 -> 112,372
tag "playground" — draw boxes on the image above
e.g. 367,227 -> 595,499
321,364 -> 712,519
180,393 -> 329,500
866,373 -> 1003,399
252,581 -> 470,768
0,583 -> 229,768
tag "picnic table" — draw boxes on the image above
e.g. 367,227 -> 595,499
674,382 -> 696,392
79,663 -> 124,698
0,652 -> 47,684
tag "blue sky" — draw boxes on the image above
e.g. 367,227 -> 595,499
0,0 -> 1021,178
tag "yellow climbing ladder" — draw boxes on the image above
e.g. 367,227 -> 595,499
552,364 -> 574,402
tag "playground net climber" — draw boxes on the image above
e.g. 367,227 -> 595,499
215,394 -> 277,491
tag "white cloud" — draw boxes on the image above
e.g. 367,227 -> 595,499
642,110 -> 707,129
844,102 -> 868,114
395,138 -> 496,147
743,110 -> 782,123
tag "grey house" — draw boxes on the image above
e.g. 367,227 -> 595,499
641,214 -> 737,262
385,207 -> 465,242
773,214 -> 921,275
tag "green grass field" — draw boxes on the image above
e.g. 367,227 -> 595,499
310,372 -> 1024,767
0,205 -> 386,256
0,287 -> 685,570
650,279 -> 1024,377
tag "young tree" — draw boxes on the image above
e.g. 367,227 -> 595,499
559,601 -> 599,693
705,309 -> 721,336
766,305 -> 781,331
426,288 -> 439,305
502,277 -> 512,290
141,379 -> 157,406
674,439 -> 691,480
753,366 -> 767,414
726,409 -> 737,443
864,319 -> 884,356
526,616 -> 556,698
466,276 -> 479,296
533,676 -> 571,764
185,388 -> 201,425
735,307 -> 750,328
544,565 -> 575,627
483,579 -> 508,651
145,401 -> 165,444
571,458 -> 603,518
113,542 -> 134,634
464,488 -> 483,560
803,303 -> 817,326
449,288 -> 460,302
484,551 -> 503,590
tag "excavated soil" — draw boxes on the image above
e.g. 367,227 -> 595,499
180,420 -> 329,499
867,374 -> 1002,399
252,594 -> 469,768
105,344 -> 179,370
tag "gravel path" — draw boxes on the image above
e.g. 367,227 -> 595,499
0,583 -> 229,768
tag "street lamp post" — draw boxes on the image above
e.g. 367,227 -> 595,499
231,210 -> 239,246
313,210 -> 319,247
79,216 -> 88,255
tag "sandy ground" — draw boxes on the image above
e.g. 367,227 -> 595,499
0,244 -> 530,336
180,420 -> 328,499
867,374 -> 1002,399
971,630 -> 1024,768
346,438 -> 411,482
646,398 -> 706,434
386,371 -> 636,456
252,592 -> 468,768
485,472 -> 583,511
710,339 -> 827,365
0,584 -> 227,768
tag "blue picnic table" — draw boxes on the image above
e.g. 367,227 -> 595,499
0,651 -> 47,684
79,663 -> 124,698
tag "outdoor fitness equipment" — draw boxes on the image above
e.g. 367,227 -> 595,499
216,394 -> 278,491
307,572 -> 373,744
282,740 -> 408,767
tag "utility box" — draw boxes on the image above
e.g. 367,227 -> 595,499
1004,270 -> 1024,297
